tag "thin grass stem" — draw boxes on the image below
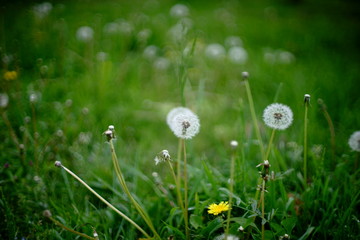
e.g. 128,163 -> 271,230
225,149 -> 236,237
48,216 -> 97,240
244,79 -> 265,159
304,101 -> 309,187
58,163 -> 151,239
109,140 -> 160,239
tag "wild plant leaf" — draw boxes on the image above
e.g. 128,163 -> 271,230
298,226 -> 315,240
281,217 -> 297,234
190,214 -> 203,229
200,217 -> 222,237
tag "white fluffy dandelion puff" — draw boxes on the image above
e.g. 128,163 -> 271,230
166,107 -> 200,139
348,131 -> 360,152
154,150 -> 171,165
263,103 -> 293,130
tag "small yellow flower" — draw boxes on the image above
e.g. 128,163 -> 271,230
207,201 -> 231,215
4,71 -> 18,81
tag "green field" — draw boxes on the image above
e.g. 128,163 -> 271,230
1,0 -> 359,239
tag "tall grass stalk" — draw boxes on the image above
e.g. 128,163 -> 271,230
55,161 -> 152,239
225,141 -> 237,238
44,211 -> 97,240
108,139 -> 160,239
318,98 -> 336,166
260,179 -> 266,240
243,72 -> 265,159
30,101 -> 39,171
303,94 -> 310,186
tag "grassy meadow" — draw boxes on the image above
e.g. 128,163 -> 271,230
1,0 -> 360,239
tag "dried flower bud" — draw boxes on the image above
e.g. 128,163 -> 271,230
54,161 -> 62,167
241,71 -> 249,80
104,129 -> 113,141
43,210 -> 52,218
264,160 -> 270,168
304,94 -> 310,104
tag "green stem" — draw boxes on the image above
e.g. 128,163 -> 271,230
48,216 -> 97,240
225,150 -> 236,237
60,165 -> 151,238
182,139 -> 190,240
109,140 -> 160,239
260,180 -> 266,240
244,80 -> 265,159
167,160 -> 185,214
304,103 -> 309,187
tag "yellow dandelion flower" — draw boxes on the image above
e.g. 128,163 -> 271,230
4,71 -> 18,81
207,201 -> 231,215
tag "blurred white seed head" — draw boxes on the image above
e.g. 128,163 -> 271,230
230,140 -> 238,149
213,233 -> 239,240
167,107 -> 200,139
238,225 -> 244,231
205,43 -> 226,60
108,125 -> 115,131
76,26 -> 94,42
96,52 -> 108,62
348,131 -> 360,152
154,150 -> 171,165
29,93 -> 38,103
227,46 -> 248,64
143,45 -> 159,60
153,57 -> 170,71
225,36 -> 243,48
170,4 -> 190,18
33,2 -> 52,19
42,209 -> 52,218
0,93 -> 9,108
263,103 -> 293,130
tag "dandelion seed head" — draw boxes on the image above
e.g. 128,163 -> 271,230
241,71 -> 249,80
227,46 -> 248,64
172,113 -> 200,139
230,140 -> 238,149
348,131 -> 360,152
170,4 -> 190,18
205,43 -> 226,60
213,233 -> 239,240
42,209 -> 52,218
54,161 -> 62,167
0,93 -> 9,108
225,36 -> 243,48
33,2 -> 52,19
166,107 -> 193,127
76,26 -> 94,42
263,103 -> 293,130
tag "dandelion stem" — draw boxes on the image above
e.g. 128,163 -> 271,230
182,139 -> 190,240
244,79 -> 265,159
167,160 -> 185,215
1,111 -> 20,151
304,101 -> 309,187
265,129 -> 276,160
225,149 -> 236,237
59,164 -> 151,239
31,102 -> 39,172
260,179 -> 266,240
109,140 -> 160,239
48,215 -> 97,240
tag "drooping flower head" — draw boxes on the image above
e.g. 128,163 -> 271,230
167,107 -> 200,139
207,201 -> 230,216
154,150 -> 171,165
348,131 -> 360,152
263,103 -> 293,130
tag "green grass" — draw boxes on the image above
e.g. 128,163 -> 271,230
1,0 -> 360,239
